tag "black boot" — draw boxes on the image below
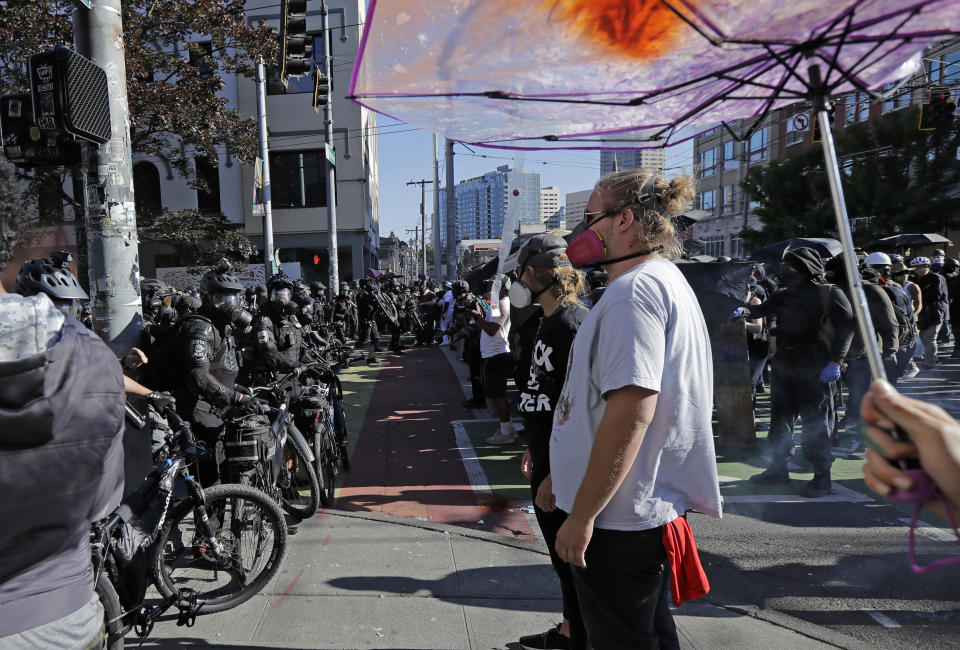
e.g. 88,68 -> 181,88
749,466 -> 790,484
802,473 -> 832,498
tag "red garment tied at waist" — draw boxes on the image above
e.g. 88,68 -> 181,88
662,514 -> 710,606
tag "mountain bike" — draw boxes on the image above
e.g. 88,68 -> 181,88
94,402 -> 287,647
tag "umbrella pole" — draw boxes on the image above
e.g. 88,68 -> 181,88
812,83 -> 887,382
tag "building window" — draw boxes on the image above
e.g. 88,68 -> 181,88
187,41 -> 214,79
194,157 -> 221,215
37,187 -> 63,223
133,161 -> 162,216
699,147 -> 717,177
844,92 -> 870,124
730,234 -> 744,259
748,127 -> 768,163
723,141 -> 739,169
703,235 -> 725,257
700,189 -> 716,211
720,185 -> 737,214
882,82 -> 910,113
270,150 -> 328,209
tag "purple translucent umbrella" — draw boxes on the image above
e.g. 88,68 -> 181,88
351,0 -> 960,386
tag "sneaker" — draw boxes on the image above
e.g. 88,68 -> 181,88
485,430 -> 518,445
802,474 -> 833,498
462,399 -> 486,409
749,467 -> 790,484
902,364 -> 920,379
519,625 -> 570,650
366,356 -> 377,365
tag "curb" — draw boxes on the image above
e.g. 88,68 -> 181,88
323,508 -> 549,555
704,600 -> 873,650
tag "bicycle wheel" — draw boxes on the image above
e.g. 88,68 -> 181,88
152,483 -> 287,614
314,428 -> 338,507
96,573 -> 125,650
279,437 -> 320,519
332,395 -> 350,471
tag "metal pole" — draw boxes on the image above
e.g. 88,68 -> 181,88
810,68 -> 885,381
420,181 -> 427,278
256,58 -> 275,275
432,134 -> 441,282
445,138 -> 456,281
321,0 -> 340,296
72,0 -> 140,354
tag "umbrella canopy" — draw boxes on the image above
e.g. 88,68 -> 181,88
749,238 -> 843,267
864,233 -> 954,251
351,1 -> 959,149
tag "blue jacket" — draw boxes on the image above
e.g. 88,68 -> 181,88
0,308 -> 125,638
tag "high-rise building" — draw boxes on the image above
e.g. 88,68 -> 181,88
540,186 -> 561,223
600,148 -> 665,176
438,165 -> 541,247
565,189 -> 593,230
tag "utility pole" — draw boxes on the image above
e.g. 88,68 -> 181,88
320,0 -> 340,296
256,58 -> 276,275
432,134 -> 441,282
72,0 -> 140,354
407,179 -> 430,278
405,225 -> 421,276
444,138 -> 456,281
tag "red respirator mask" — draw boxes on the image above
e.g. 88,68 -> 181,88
567,224 -> 664,268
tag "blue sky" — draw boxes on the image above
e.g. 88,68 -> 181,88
374,118 -> 695,244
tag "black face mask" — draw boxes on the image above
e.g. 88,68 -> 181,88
777,268 -> 805,290
233,309 -> 253,329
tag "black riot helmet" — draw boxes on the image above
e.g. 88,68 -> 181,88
200,262 -> 245,321
16,251 -> 89,302
309,280 -> 327,298
267,272 -> 294,308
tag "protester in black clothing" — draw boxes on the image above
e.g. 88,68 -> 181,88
912,256 -> 950,368
510,234 -> 589,650
824,257 -> 899,429
732,247 -> 854,497
945,259 -> 960,358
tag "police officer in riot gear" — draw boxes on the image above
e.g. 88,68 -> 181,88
175,262 -> 259,484
249,272 -> 305,383
354,277 -> 382,363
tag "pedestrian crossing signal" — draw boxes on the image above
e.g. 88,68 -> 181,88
919,87 -> 956,131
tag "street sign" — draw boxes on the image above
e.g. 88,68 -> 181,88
72,0 -> 92,8
325,142 -> 335,166
792,114 -> 809,131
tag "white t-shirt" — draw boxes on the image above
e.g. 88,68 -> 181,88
480,296 -> 511,358
550,258 -> 722,530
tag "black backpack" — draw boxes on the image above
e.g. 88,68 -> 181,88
881,283 -> 914,346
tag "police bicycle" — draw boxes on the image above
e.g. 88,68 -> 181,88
93,401 -> 287,647
240,367 -> 322,520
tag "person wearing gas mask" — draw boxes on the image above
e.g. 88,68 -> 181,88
732,247 -> 855,496
509,233 -> 589,650
174,263 -> 258,485
354,277 -> 383,364
549,169 -> 719,649
249,272 -> 306,384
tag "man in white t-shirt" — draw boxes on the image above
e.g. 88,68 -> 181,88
549,169 -> 722,648
470,275 -> 516,444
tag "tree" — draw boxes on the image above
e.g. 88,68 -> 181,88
138,208 -> 254,269
741,104 -> 960,248
0,0 -> 278,262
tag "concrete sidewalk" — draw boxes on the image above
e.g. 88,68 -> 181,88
132,509 -> 861,649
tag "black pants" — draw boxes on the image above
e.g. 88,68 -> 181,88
355,319 -> 379,348
768,355 -> 833,476
465,343 -> 485,401
568,524 -> 677,650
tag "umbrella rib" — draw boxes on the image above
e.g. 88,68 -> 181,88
739,52 -> 801,141
762,44 -> 813,94
658,0 -> 723,46
842,10 -> 923,95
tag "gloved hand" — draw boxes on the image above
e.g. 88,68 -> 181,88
819,363 -> 842,383
235,393 -> 263,415
730,307 -> 745,320
146,391 -> 176,412
234,384 -> 253,397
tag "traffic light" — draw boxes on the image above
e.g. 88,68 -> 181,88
312,68 -> 329,113
919,87 -> 956,131
280,0 -> 313,84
